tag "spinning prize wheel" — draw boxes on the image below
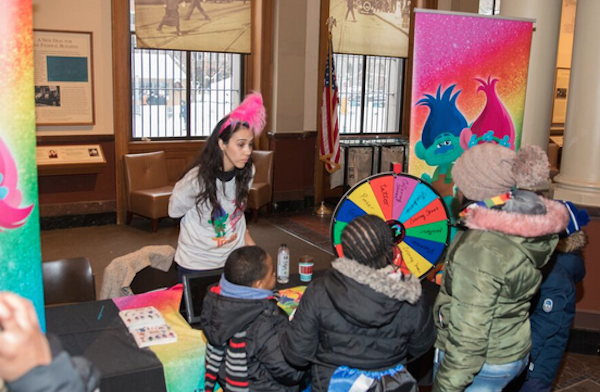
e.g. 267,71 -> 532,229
330,172 -> 451,279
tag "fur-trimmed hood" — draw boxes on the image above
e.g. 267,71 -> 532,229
325,258 -> 422,328
463,196 -> 569,238
556,230 -> 587,253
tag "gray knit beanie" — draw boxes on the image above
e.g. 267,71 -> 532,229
452,143 -> 550,201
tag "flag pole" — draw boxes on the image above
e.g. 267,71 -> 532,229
326,17 -> 336,173
316,17 -> 337,217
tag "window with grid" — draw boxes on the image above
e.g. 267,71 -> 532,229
479,0 -> 501,15
335,54 -> 405,135
130,2 -> 243,139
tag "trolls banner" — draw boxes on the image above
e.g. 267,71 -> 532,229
409,10 -> 534,219
0,1 -> 45,326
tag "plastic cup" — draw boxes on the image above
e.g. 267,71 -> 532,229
299,256 -> 314,282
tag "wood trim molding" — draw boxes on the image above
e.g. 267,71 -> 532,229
574,310 -> 600,331
401,4 -> 416,136
274,190 -> 310,203
128,140 -> 205,153
112,0 -> 132,225
37,135 -> 115,144
401,0 -> 437,136
246,0 -> 274,151
267,131 -> 317,140
37,162 -> 107,177
260,0 -> 275,152
39,201 -> 117,217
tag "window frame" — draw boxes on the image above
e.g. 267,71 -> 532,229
129,12 -> 245,141
335,53 -> 406,137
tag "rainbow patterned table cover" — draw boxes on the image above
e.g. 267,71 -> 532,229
112,284 -> 307,392
114,285 -> 206,392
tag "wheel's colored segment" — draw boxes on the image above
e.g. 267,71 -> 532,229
403,198 -> 447,229
335,198 -> 367,224
403,236 -> 446,263
332,221 -> 348,245
398,183 -> 439,223
398,242 -> 435,278
392,175 -> 419,220
347,182 -> 385,221
370,176 -> 395,221
404,220 -> 449,243
335,243 -> 344,258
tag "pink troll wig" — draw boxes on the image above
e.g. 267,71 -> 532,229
219,92 -> 266,137
468,76 -> 516,150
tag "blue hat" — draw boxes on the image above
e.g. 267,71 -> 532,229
559,201 -> 590,237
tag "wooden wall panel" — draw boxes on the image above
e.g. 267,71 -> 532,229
112,0 -> 132,224
128,141 -> 205,182
37,138 -> 116,209
268,132 -> 316,202
575,218 -> 600,330
166,157 -> 188,183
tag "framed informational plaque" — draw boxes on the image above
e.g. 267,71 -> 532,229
33,30 -> 95,126
36,145 -> 106,176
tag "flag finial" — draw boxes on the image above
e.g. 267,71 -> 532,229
326,17 -> 337,34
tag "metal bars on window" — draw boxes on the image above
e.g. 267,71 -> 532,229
131,36 -> 188,139
130,22 -> 242,139
189,52 -> 242,138
479,0 -> 501,15
335,53 -> 404,135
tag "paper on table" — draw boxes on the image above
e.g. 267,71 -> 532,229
119,306 -> 166,331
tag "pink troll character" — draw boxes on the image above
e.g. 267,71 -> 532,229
460,76 -> 516,151
0,136 -> 34,230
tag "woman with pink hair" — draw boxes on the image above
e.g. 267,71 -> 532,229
168,92 -> 266,281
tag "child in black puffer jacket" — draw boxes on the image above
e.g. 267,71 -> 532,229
200,246 -> 305,392
281,214 -> 435,391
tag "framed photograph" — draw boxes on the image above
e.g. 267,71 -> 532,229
134,0 -> 251,53
330,0 -> 411,57
552,68 -> 570,125
33,30 -> 95,126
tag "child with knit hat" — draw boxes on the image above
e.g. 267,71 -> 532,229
432,143 -> 570,392
281,214 -> 435,391
517,202 -> 589,392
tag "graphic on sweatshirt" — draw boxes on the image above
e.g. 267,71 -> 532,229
209,208 -> 229,238
209,201 -> 244,248
229,203 -> 245,232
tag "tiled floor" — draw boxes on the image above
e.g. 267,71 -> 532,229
560,379 -> 600,392
555,354 -> 600,391
266,207 -> 600,392
266,208 -> 333,255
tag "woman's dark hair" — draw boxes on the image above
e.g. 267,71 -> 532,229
186,116 -> 254,220
224,246 -> 269,287
341,214 -> 395,269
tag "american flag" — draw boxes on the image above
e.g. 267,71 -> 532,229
320,34 -> 341,174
